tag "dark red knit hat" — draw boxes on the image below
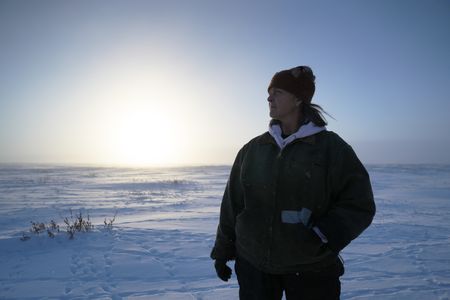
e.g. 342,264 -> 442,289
268,66 -> 316,104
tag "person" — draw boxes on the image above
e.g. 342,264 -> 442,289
210,66 -> 376,300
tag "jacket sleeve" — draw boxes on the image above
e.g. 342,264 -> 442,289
210,147 -> 246,261
316,142 -> 376,254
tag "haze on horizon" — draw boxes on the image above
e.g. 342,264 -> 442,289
1,0 -> 449,167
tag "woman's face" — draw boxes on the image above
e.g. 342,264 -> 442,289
267,87 -> 300,121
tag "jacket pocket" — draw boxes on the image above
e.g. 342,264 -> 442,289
278,222 -> 325,262
235,209 -> 266,259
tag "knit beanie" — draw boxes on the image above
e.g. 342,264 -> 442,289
268,66 -> 316,104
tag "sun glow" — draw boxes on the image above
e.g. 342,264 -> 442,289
86,68 -> 188,166
112,107 -> 178,166
67,51 -> 204,167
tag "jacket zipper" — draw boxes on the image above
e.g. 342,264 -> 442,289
265,147 -> 285,266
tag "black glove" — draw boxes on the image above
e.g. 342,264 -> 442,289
214,259 -> 232,281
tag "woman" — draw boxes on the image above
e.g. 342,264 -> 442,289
211,66 -> 376,300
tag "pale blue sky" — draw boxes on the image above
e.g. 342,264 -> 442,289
1,0 -> 449,165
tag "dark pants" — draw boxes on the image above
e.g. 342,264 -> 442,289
235,256 -> 344,300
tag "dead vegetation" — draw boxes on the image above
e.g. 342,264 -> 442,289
104,211 -> 117,230
21,210 -> 117,241
63,210 -> 94,239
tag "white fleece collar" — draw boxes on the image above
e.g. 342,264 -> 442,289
269,121 -> 326,149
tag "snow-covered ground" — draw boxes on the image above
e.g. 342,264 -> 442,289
0,164 -> 449,299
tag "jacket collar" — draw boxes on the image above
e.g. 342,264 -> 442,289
260,121 -> 326,149
259,132 -> 318,146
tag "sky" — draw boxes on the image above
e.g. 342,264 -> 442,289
1,0 -> 449,166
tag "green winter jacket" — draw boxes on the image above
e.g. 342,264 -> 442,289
211,129 -> 375,274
